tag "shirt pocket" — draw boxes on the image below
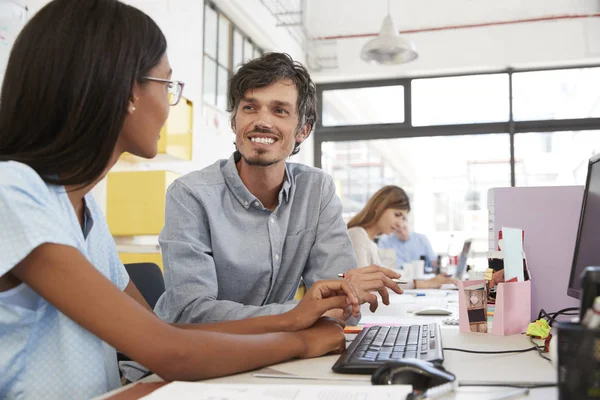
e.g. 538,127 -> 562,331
279,228 -> 316,284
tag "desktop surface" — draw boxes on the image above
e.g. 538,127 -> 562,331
98,290 -> 558,400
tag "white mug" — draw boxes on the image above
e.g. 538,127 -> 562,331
412,260 -> 425,279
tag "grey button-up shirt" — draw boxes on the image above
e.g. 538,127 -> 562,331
154,154 -> 358,323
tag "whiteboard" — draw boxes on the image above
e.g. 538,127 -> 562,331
0,0 -> 27,83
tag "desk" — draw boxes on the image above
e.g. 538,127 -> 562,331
99,290 -> 558,400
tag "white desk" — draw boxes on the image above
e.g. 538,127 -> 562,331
100,290 -> 558,399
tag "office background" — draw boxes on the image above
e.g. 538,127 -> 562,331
11,0 -> 600,269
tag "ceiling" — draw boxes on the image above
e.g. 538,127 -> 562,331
305,0 -> 599,38
296,0 -> 600,81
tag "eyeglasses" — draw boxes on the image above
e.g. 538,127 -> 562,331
142,76 -> 185,106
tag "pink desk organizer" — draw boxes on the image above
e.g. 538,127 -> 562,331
458,280 -> 531,335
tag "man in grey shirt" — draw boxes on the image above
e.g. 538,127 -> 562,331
154,53 -> 402,324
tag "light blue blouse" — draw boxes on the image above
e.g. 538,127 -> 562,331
0,161 -> 129,399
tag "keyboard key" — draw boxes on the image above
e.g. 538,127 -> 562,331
332,323 -> 443,374
405,351 -> 417,358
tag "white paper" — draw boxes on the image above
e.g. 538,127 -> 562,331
141,382 -> 411,400
502,227 -> 525,282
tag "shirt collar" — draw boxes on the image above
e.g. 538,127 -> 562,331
222,153 -> 292,210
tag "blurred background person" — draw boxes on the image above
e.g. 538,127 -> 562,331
378,219 -> 438,273
346,186 -> 454,289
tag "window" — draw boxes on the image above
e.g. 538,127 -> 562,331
322,86 -> 405,127
203,2 -> 263,110
515,130 -> 600,186
316,65 -> 600,271
412,74 -> 509,126
321,134 -> 510,270
512,68 -> 600,121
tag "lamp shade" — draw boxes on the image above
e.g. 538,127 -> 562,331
360,14 -> 418,65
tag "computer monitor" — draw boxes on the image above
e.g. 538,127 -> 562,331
567,154 -> 600,299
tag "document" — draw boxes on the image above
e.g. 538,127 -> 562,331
502,226 -> 525,282
141,382 -> 411,400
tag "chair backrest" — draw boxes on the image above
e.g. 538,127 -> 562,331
124,262 -> 165,309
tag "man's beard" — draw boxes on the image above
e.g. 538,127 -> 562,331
241,150 -> 282,167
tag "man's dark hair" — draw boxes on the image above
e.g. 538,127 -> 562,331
0,0 -> 167,187
228,52 -> 317,156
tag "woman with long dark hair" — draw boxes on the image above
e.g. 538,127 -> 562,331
0,1 -> 359,398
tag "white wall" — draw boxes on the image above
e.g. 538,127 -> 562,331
20,0 -> 310,212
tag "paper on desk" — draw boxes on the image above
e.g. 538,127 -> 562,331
141,382 -> 410,400
501,227 -> 525,282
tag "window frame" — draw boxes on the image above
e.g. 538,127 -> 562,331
315,64 -> 600,187
203,1 -> 263,110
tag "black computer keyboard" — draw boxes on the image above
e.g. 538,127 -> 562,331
332,323 -> 444,374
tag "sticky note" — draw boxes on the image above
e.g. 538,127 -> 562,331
502,227 -> 525,282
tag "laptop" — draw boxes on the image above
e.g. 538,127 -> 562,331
439,239 -> 472,290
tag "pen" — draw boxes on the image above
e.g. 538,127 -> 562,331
490,388 -> 530,400
337,273 -> 407,285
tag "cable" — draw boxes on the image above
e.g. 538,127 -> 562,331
444,346 -> 540,354
529,336 -> 552,362
537,307 -> 579,327
458,382 -> 557,389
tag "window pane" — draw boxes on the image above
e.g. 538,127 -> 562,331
412,74 -> 509,126
216,66 -> 229,110
322,86 -> 405,127
203,5 -> 217,59
513,68 -> 600,121
217,14 -> 231,67
321,134 -> 510,270
244,39 -> 254,61
233,30 -> 243,72
515,130 -> 600,186
203,56 -> 217,105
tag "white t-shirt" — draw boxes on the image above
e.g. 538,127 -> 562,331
347,227 -> 381,268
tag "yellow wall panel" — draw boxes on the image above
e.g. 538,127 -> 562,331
106,170 -> 179,236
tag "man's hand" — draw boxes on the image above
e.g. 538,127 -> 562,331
415,274 -> 457,289
284,280 -> 360,331
342,265 -> 403,312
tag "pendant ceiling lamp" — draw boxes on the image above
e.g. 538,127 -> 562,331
360,0 -> 418,65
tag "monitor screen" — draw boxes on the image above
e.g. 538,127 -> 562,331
568,154 -> 600,298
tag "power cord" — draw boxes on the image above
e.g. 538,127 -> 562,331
458,382 -> 557,389
443,346 -> 542,355
529,336 -> 551,362
537,307 -> 579,327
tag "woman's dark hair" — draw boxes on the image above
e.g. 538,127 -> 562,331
0,0 -> 167,187
228,52 -> 317,156
347,185 -> 411,229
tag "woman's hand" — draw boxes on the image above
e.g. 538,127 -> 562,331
343,265 -> 403,312
284,280 -> 360,331
294,317 -> 346,358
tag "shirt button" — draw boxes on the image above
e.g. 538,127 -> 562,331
244,201 -> 249,206
275,254 -> 279,261
270,217 -> 275,223
254,201 -> 260,207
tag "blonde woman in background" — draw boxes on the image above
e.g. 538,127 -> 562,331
347,185 -> 456,289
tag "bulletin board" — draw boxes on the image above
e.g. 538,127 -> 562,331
0,0 -> 27,85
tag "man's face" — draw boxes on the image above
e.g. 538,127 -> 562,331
394,219 -> 410,241
233,79 -> 309,167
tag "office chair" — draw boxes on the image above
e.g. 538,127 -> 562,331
124,262 -> 165,309
118,262 -> 165,377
